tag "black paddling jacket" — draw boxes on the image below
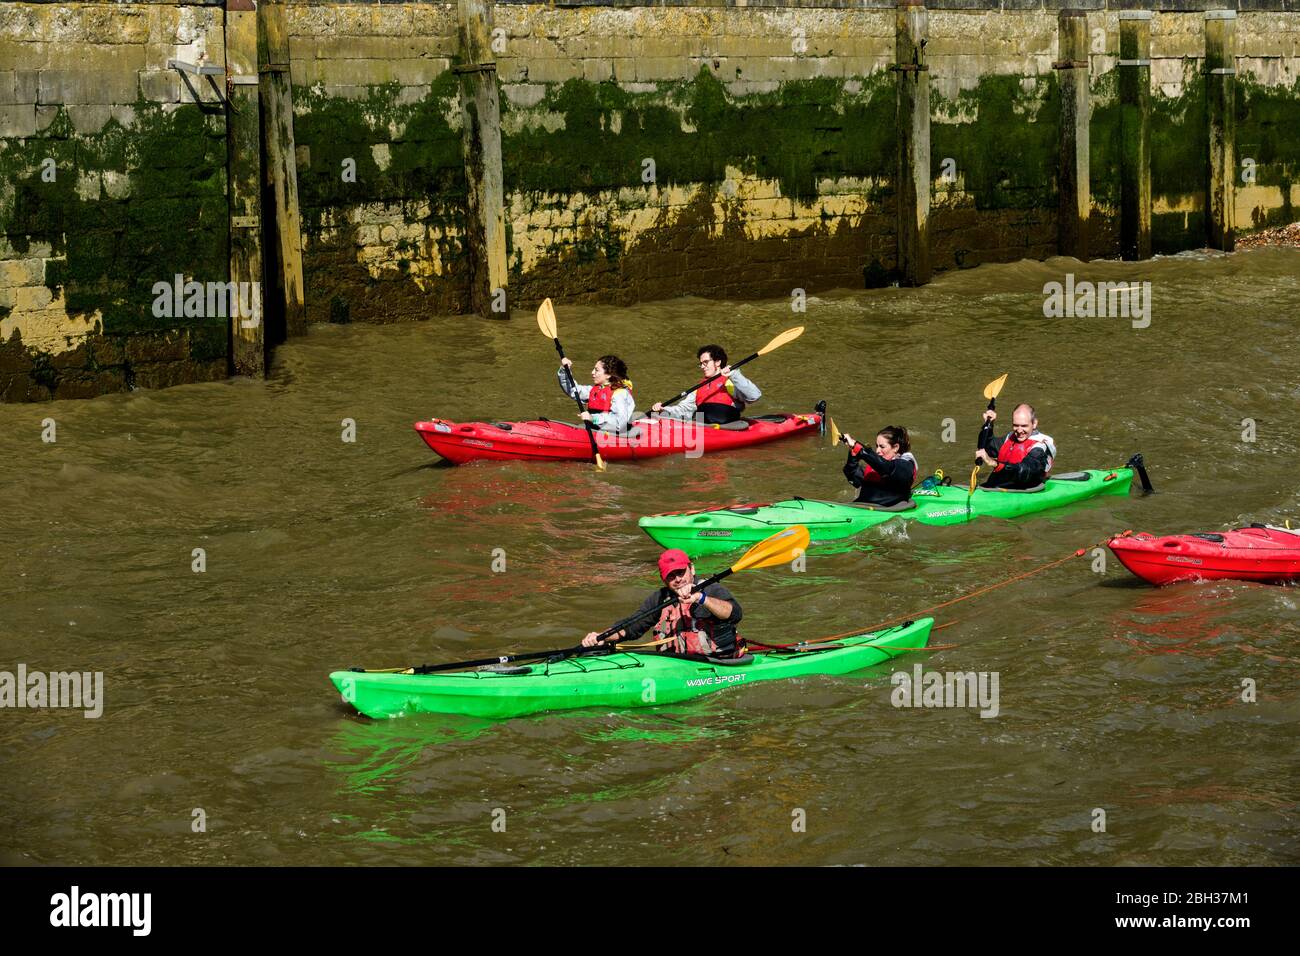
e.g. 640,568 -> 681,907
978,424 -> 1054,489
843,445 -> 916,506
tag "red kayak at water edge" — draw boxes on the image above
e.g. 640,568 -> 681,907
415,408 -> 823,464
1108,526 -> 1300,586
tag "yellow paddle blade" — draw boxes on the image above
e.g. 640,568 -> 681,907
983,373 -> 1008,401
730,525 -> 811,573
756,326 -> 804,355
536,298 -> 557,340
594,452 -> 607,472
968,464 -> 980,495
829,415 -> 842,446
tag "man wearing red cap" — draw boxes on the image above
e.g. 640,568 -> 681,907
581,549 -> 744,658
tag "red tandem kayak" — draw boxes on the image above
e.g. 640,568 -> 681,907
1108,525 -> 1300,586
414,410 -> 823,464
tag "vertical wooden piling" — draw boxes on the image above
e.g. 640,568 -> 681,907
1056,10 -> 1090,261
1205,10 -> 1236,252
1118,11 -> 1152,261
895,0 -> 930,286
257,0 -> 307,338
224,0 -> 266,375
455,0 -> 510,319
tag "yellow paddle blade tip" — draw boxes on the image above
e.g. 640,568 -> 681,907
983,373 -> 1009,400
536,298 -> 557,339
759,325 -> 806,354
733,525 -> 811,571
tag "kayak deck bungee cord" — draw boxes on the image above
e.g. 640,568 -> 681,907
331,619 -> 934,720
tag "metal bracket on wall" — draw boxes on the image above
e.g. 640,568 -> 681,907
231,215 -> 259,230
1117,60 -> 1152,67
168,58 -> 227,113
223,73 -> 259,115
452,63 -> 498,76
889,64 -> 929,73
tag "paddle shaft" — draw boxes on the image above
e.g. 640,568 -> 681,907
551,338 -> 604,463
975,395 -> 997,460
407,568 -> 733,674
658,351 -> 759,409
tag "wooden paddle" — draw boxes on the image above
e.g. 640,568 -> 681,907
537,298 -> 606,471
968,373 -> 1008,496
656,326 -> 804,409
356,526 -> 812,675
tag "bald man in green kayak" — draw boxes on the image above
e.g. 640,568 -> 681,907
581,549 -> 745,658
975,402 -> 1057,490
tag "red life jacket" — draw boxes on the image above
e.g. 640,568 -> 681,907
850,448 -> 918,486
995,432 -> 1055,473
694,376 -> 738,409
652,601 -> 714,656
586,382 -> 631,413
651,599 -> 744,657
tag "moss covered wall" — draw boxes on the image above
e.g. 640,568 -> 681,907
0,2 -> 229,401
3,1 -> 1300,402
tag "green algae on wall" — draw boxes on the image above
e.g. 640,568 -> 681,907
1150,72 -> 1207,254
292,76 -> 466,233
930,74 -> 1060,212
290,77 -> 471,320
501,69 -> 897,203
1089,69 -> 1121,211
1,101 -> 228,340
1238,76 -> 1300,229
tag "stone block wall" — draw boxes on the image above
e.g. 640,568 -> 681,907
2,1 -> 1299,401
0,2 -> 229,401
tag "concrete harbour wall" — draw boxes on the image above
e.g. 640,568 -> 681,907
1,1 -> 1298,400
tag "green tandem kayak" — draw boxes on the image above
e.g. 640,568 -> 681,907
331,618 -> 934,720
640,467 -> 1135,557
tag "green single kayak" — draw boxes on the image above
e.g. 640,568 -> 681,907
331,618 -> 934,720
640,467 -> 1135,557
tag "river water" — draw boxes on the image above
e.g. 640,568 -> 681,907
3,249 -> 1298,866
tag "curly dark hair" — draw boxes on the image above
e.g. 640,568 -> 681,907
597,354 -> 631,391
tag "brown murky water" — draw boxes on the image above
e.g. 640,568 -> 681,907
3,249 -> 1298,865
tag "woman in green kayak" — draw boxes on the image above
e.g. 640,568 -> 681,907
557,354 -> 636,433
840,425 -> 917,508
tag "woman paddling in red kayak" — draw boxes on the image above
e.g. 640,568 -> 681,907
651,344 -> 762,425
557,354 -> 636,433
580,549 -> 745,658
841,425 -> 918,508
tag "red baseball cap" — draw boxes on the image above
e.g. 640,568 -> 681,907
657,549 -> 691,582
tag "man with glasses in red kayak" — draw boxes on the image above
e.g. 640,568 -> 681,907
975,402 -> 1057,490
650,344 -> 761,425
580,549 -> 745,658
